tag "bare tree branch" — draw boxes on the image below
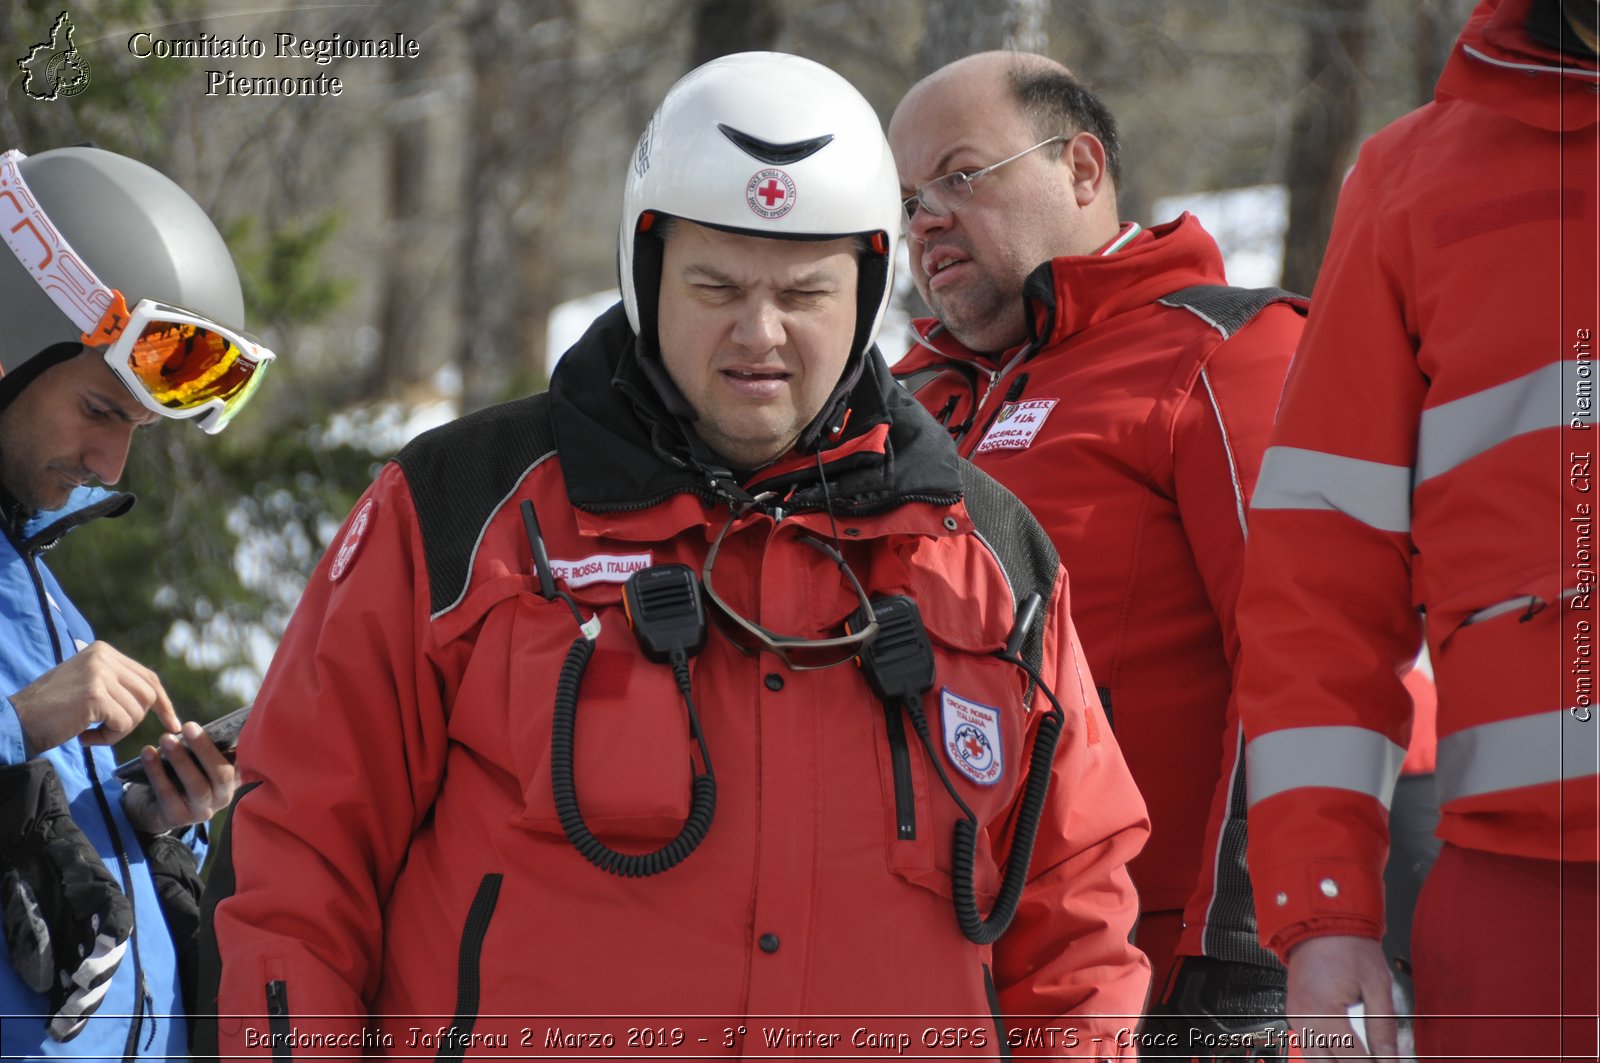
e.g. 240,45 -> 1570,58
1281,0 -> 1371,295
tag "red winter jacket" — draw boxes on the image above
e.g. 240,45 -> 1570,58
204,306 -> 1150,1057
894,215 -> 1306,969
1238,0 -> 1599,960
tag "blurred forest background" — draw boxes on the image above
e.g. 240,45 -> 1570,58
1,0 -> 1476,753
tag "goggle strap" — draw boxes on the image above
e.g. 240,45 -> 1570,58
0,150 -> 119,337
80,290 -> 133,347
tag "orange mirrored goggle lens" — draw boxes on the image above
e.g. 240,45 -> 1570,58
125,321 -> 261,411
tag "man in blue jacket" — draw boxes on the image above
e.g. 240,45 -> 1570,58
0,145 -> 273,1057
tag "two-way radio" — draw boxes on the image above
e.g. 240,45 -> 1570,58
851,593 -> 1064,945
524,501 -> 716,878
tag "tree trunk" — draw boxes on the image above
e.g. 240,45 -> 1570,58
375,21 -> 435,395
916,0 -> 1044,78
457,0 -> 576,410
1414,0 -> 1465,107
1280,0 -> 1371,296
457,0 -> 519,410
690,0 -> 781,67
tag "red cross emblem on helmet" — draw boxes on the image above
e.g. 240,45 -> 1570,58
745,168 -> 796,220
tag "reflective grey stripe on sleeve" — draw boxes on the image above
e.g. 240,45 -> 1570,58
1417,362 -> 1568,483
1251,447 -> 1413,533
1246,726 -> 1407,808
1437,710 -> 1600,804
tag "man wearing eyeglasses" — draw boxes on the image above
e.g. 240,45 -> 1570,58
0,146 -> 267,1058
889,52 -> 1309,1052
202,52 -> 1150,1057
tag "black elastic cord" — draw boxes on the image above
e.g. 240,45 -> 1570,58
521,500 -> 585,627
902,695 -> 976,823
524,499 -> 716,877
549,639 -> 716,877
813,445 -> 845,550
904,652 -> 1067,945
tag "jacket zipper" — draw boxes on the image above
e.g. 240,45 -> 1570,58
1096,687 -> 1115,732
265,979 -> 292,1061
84,747 -> 148,1062
21,542 -> 147,1059
438,873 -> 504,1063
920,341 -> 1034,450
982,964 -> 1012,1060
20,543 -> 64,664
969,373 -> 1033,450
885,707 -> 917,840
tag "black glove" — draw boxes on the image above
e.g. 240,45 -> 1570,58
138,828 -> 203,1015
1140,956 -> 1289,1061
0,760 -> 133,1042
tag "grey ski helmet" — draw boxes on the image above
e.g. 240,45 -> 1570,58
0,146 -> 248,411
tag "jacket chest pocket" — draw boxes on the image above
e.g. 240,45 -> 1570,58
874,634 -> 1033,905
499,583 -> 695,843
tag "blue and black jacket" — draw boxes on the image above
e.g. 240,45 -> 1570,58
0,485 -> 204,1060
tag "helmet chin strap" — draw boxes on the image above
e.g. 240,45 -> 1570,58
633,336 -> 700,423
794,349 -> 864,455
631,335 -> 752,499
640,334 -> 865,467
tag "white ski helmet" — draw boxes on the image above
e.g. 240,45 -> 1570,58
619,52 -> 901,363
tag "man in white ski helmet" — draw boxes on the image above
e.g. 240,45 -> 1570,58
0,145 -> 272,1057
205,52 -> 1149,1056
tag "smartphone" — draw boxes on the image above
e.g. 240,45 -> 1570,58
112,704 -> 252,787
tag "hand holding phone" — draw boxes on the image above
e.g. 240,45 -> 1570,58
112,704 -> 252,788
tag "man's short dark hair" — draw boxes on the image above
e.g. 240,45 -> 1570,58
1008,66 -> 1122,187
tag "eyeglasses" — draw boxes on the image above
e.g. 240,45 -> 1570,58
0,149 -> 274,434
901,135 -> 1070,225
702,498 -> 880,670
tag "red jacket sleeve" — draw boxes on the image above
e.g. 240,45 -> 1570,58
212,464 -> 452,1055
1168,306 -> 1301,961
994,581 -> 1151,1056
1172,306 -> 1302,674
1236,143 -> 1428,960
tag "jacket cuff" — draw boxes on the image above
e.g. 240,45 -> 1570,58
1268,917 -> 1384,963
0,694 -> 28,764
1253,858 -> 1385,960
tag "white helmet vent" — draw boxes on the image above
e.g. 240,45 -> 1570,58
718,125 -> 834,165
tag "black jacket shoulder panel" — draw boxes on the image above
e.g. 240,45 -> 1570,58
895,365 -> 949,397
1156,284 -> 1309,340
394,391 -> 557,617
956,458 -> 1059,685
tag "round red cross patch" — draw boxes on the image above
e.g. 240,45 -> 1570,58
745,168 -> 796,220
329,497 -> 376,582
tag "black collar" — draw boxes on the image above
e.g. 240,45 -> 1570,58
548,303 -> 963,515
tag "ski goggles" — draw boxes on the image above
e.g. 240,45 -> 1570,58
0,149 -> 273,434
702,498 -> 880,671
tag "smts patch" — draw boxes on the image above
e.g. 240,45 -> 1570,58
941,688 -> 1004,786
974,398 -> 1057,454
